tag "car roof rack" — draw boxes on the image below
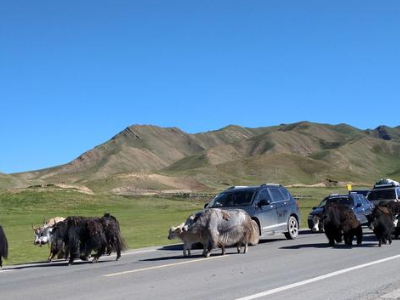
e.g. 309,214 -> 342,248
374,179 -> 400,188
259,183 -> 281,187
227,185 -> 250,190
374,183 -> 399,188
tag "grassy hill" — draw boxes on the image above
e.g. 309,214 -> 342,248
0,172 -> 29,189
8,122 -> 400,193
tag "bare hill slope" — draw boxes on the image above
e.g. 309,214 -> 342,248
10,122 -> 400,192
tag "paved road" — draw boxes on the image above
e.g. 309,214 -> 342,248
1,229 -> 400,300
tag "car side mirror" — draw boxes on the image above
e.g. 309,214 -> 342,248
258,199 -> 271,207
356,203 -> 362,208
312,206 -> 317,210
204,202 -> 209,209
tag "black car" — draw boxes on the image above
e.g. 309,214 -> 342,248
307,192 -> 374,231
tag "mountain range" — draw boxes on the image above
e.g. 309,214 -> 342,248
3,122 -> 400,193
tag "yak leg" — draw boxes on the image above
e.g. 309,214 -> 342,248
183,244 -> 188,257
220,244 -> 226,256
47,251 -> 56,262
243,242 -> 248,254
116,248 -> 121,261
186,243 -> 191,257
204,239 -> 213,258
0,257 -> 2,268
357,232 -> 362,245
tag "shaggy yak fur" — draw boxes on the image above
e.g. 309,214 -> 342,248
366,206 -> 394,247
51,214 -> 126,265
32,217 -> 67,262
186,208 -> 259,257
0,225 -> 8,267
378,201 -> 400,238
321,203 -> 359,246
340,218 -> 362,246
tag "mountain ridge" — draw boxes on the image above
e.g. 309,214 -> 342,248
6,122 -> 400,193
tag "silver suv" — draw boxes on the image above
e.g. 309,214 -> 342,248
205,183 -> 301,240
367,180 -> 400,205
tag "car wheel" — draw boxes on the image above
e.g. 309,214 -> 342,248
284,216 -> 299,240
249,220 -> 260,246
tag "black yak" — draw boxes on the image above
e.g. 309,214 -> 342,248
0,225 -> 8,267
340,218 -> 363,246
367,206 -> 394,247
322,203 -> 358,246
49,214 -> 126,265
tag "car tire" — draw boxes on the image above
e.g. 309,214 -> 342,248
284,216 -> 299,240
249,220 -> 260,246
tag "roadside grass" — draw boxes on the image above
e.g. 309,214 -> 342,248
0,186 -> 355,265
0,189 -> 203,265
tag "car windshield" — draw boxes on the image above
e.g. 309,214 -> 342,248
319,197 -> 353,207
208,191 -> 255,207
367,189 -> 396,201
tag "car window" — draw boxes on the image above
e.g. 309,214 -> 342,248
367,189 -> 396,201
354,195 -> 363,205
327,197 -> 353,207
279,188 -> 290,200
359,195 -> 369,206
269,188 -> 285,202
209,191 -> 255,207
257,189 -> 272,203
208,191 -> 254,207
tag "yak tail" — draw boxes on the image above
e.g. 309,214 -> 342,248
116,227 -> 127,251
249,220 -> 260,246
0,225 -> 9,259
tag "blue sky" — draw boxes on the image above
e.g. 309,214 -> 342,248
1,1 -> 400,173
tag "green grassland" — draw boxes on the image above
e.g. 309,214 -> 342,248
0,186 -> 351,266
0,189 -> 203,265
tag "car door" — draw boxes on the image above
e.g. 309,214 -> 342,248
254,189 -> 279,235
268,187 -> 290,230
353,194 -> 368,224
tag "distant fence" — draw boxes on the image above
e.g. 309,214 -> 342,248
292,195 -> 315,200
123,190 -> 315,201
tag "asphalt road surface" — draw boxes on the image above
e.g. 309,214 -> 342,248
2,229 -> 400,300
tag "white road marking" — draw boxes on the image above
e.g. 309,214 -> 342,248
0,249 -> 158,272
109,249 -> 157,257
233,254 -> 400,300
104,255 -> 229,277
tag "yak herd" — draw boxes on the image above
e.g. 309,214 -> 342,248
0,201 -> 400,268
29,213 -> 126,265
311,201 -> 400,247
